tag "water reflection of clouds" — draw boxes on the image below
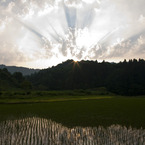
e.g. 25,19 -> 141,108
0,117 -> 145,145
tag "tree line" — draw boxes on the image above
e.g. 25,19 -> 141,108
1,59 -> 145,95
0,68 -> 31,90
28,59 -> 145,96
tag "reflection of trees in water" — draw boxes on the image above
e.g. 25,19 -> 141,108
0,117 -> 145,145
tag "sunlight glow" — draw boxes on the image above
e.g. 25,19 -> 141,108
0,0 -> 145,68
73,59 -> 78,63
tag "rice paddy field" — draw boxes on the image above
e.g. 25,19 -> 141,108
0,91 -> 145,144
0,117 -> 145,145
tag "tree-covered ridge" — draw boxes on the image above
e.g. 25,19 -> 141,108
28,59 -> 145,96
0,65 -> 40,76
0,68 -> 31,90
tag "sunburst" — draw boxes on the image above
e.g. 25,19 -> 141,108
72,59 -> 81,69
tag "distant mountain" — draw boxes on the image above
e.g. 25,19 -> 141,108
28,59 -> 145,96
0,65 -> 40,76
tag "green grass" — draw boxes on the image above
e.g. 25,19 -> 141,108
0,89 -> 112,104
0,96 -> 112,104
0,92 -> 145,129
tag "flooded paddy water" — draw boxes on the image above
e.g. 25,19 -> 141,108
0,117 -> 145,145
0,97 -> 145,145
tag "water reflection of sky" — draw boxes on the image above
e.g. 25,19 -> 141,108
0,117 -> 145,145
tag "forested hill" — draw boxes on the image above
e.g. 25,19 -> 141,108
28,59 -> 145,96
0,68 -> 31,91
0,65 -> 40,76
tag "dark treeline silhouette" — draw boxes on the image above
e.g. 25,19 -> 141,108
0,68 -> 31,90
1,59 -> 145,96
0,64 -> 40,76
28,59 -> 145,96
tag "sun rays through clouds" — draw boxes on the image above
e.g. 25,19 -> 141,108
0,0 -> 145,68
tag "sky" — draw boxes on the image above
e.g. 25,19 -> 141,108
0,0 -> 145,68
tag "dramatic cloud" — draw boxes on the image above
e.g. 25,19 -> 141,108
0,0 -> 145,68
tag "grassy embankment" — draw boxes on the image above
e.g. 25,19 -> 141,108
0,89 -> 111,104
0,90 -> 145,128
